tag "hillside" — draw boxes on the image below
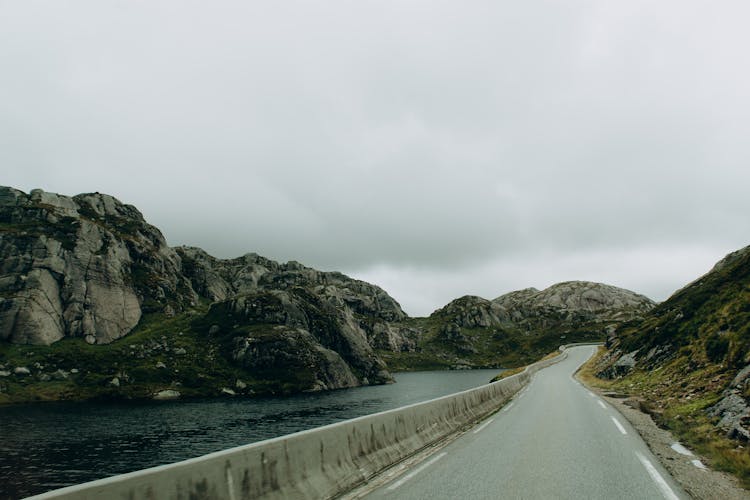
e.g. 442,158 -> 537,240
0,187 -> 406,400
590,245 -> 750,485
380,281 -> 655,370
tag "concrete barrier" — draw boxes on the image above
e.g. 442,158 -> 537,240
29,349 -> 571,500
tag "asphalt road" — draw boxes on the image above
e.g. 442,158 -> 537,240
363,346 -> 688,500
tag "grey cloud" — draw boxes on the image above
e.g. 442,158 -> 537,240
2,0 -> 749,314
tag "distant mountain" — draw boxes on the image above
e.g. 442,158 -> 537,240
380,281 -> 654,370
592,245 -> 750,485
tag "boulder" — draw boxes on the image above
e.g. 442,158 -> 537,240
153,389 -> 181,400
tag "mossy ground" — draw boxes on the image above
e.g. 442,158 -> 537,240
580,347 -> 750,489
0,305 -> 319,404
383,316 -> 603,372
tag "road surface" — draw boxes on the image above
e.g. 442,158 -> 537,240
363,346 -> 687,499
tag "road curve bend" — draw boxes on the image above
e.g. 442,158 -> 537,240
361,346 -> 687,500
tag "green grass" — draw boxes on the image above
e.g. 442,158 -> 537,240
581,347 -> 750,489
382,314 -> 605,373
0,303 -> 328,404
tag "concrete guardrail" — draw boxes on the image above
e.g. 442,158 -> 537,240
30,345 -> 598,500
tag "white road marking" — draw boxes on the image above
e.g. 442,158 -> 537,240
691,459 -> 707,470
635,451 -> 680,500
611,416 -> 627,435
386,452 -> 448,491
597,400 -> 607,409
473,419 -> 494,434
502,402 -> 514,412
670,443 -> 694,456
587,390 -> 595,397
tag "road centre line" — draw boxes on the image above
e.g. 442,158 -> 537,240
635,451 -> 680,500
610,416 -> 628,435
597,400 -> 607,409
473,419 -> 494,434
386,452 -> 448,491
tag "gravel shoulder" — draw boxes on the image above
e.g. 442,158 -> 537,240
578,376 -> 749,499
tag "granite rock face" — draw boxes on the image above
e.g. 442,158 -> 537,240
198,289 -> 393,389
493,281 -> 655,322
430,282 -> 654,340
176,246 -> 413,352
0,187 -> 196,345
435,295 -> 508,329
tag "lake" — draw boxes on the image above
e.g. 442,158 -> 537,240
0,369 -> 500,498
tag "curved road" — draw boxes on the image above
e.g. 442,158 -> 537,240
363,346 -> 687,499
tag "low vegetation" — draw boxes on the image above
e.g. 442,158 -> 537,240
383,314 -> 604,372
0,303 -> 330,404
580,347 -> 750,489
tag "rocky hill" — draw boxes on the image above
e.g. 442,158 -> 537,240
591,245 -> 750,485
0,187 -> 407,400
380,282 -> 655,370
494,281 -> 654,321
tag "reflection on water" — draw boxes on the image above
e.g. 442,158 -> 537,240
0,369 -> 500,498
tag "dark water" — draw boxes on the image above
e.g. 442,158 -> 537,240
0,369 -> 500,499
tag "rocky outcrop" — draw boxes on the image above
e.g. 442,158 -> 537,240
596,244 -> 750,444
428,283 -> 654,345
493,281 -> 655,323
177,246 -> 406,321
177,246 -> 412,352
196,288 -> 392,390
393,282 -> 655,371
0,187 -> 196,345
434,295 -> 508,328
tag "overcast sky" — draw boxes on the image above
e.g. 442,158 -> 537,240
2,1 -> 749,316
